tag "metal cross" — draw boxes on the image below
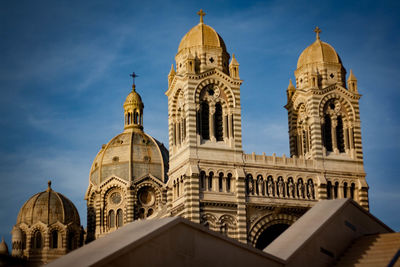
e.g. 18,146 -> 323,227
197,9 -> 206,23
314,26 -> 321,40
130,72 -> 139,85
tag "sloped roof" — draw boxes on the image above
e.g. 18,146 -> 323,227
46,217 -> 284,267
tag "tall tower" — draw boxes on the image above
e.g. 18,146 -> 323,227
285,27 -> 368,208
286,27 -> 363,162
165,10 -> 245,225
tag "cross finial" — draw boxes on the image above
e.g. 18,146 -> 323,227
197,9 -> 206,23
130,72 -> 139,87
314,26 -> 321,40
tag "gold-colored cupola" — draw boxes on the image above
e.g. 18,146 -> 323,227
124,72 -> 144,131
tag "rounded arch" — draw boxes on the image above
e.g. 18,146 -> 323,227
319,93 -> 355,123
194,79 -> 235,108
249,213 -> 298,248
201,213 -> 218,230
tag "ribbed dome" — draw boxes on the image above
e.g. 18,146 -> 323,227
16,182 -> 80,226
178,22 -> 227,53
297,39 -> 341,69
124,85 -> 143,110
89,130 -> 169,185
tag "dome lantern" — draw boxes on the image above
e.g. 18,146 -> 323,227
124,72 -> 144,131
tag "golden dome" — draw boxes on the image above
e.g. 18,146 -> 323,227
178,22 -> 227,53
16,181 -> 81,226
124,85 -> 144,111
89,131 -> 169,185
297,27 -> 341,69
297,39 -> 340,68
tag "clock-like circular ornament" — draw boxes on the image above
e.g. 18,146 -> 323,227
110,192 -> 122,205
138,189 -> 155,206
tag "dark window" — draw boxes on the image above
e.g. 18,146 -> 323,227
227,173 -> 232,192
218,173 -> 223,191
323,115 -> 333,152
51,231 -> 58,248
327,181 -> 332,199
109,210 -> 115,228
215,103 -> 223,141
34,231 -> 42,249
200,171 -> 206,189
336,116 -> 345,153
350,183 -> 355,199
201,102 -> 210,140
208,172 -> 213,190
343,182 -> 348,198
117,209 -> 123,228
334,182 -> 339,198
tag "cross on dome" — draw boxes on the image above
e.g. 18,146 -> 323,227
130,72 -> 139,86
197,9 -> 206,23
314,26 -> 321,40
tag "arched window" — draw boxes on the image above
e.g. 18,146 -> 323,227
21,231 -> 26,250
201,102 -> 210,140
176,179 -> 180,197
336,116 -> 345,153
323,115 -> 333,152
108,210 -> 115,228
214,103 -> 223,141
226,173 -> 232,192
218,173 -> 223,192
51,230 -> 58,249
33,231 -> 42,249
334,182 -> 339,199
208,172 -> 214,190
343,182 -> 348,198
117,209 -> 123,228
200,171 -> 206,189
327,181 -> 332,199
350,183 -> 355,199
67,232 -> 75,251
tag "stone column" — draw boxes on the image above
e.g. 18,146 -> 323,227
331,117 -> 338,154
210,105 -> 216,142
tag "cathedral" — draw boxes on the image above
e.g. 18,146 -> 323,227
6,10 -> 374,265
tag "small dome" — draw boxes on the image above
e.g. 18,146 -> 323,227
0,238 -> 9,255
16,181 -> 80,226
89,131 -> 169,185
178,22 -> 227,54
124,85 -> 144,111
297,39 -> 340,69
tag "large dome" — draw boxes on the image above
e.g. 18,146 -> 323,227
17,182 -> 80,226
297,39 -> 341,69
178,22 -> 227,54
89,130 -> 169,186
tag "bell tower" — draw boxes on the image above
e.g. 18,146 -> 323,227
165,10 -> 244,223
286,27 -> 364,162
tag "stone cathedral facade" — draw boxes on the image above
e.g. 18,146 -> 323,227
83,11 -> 368,250
5,11 -> 372,266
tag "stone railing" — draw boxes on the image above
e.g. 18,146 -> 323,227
243,152 -> 315,168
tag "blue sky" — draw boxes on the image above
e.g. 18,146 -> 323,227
0,0 -> 399,247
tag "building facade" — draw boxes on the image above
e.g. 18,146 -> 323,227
164,12 -> 368,249
84,11 -> 368,250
